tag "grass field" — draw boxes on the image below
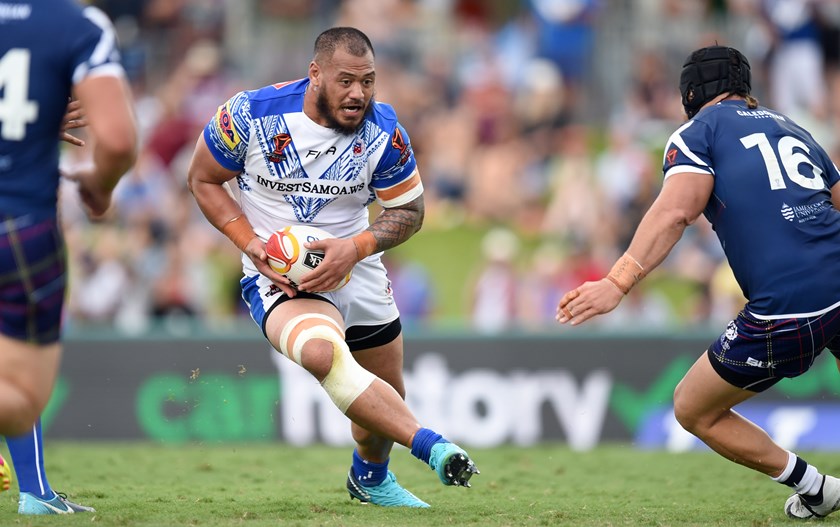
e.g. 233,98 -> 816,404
0,443 -> 838,527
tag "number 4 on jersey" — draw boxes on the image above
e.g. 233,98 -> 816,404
0,48 -> 39,141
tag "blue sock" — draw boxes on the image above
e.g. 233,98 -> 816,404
6,419 -> 54,499
410,428 -> 446,464
352,449 -> 388,487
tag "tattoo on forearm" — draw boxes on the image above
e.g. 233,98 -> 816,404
369,197 -> 424,252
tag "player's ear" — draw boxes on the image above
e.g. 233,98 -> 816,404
308,61 -> 320,86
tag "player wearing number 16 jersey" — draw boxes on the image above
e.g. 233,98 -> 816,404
556,46 -> 840,520
0,0 -> 136,435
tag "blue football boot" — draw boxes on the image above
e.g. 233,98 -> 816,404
346,468 -> 429,508
429,442 -> 479,487
18,491 -> 96,515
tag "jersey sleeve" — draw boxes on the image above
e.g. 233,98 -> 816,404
662,120 -> 715,181
70,7 -> 125,84
371,122 -> 423,208
203,91 -> 252,172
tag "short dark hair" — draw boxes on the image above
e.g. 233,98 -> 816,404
313,27 -> 375,61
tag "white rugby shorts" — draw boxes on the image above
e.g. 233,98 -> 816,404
241,254 -> 399,332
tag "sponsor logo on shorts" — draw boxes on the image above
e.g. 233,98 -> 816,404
720,320 -> 738,351
746,357 -> 769,368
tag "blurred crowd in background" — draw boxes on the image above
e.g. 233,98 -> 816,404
60,0 -> 840,335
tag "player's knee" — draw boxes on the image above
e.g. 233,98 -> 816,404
672,391 -> 715,436
278,314 -> 375,413
3,414 -> 37,436
277,313 -> 345,368
672,384 -> 698,433
298,339 -> 337,380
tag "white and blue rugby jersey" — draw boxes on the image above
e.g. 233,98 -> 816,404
662,100 -> 840,318
0,1 -> 124,217
203,78 -> 423,251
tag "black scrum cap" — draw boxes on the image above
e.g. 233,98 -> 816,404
680,46 -> 751,118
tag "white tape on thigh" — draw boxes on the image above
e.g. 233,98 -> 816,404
278,313 -> 340,365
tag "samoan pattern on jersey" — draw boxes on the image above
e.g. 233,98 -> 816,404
251,114 -> 387,222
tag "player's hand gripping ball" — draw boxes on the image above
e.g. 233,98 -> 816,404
265,225 -> 351,292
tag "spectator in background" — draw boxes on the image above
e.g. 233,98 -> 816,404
470,228 -> 520,333
758,0 -> 828,121
382,255 -> 434,329
528,0 -> 599,117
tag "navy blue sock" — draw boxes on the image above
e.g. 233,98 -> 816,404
6,419 -> 54,499
410,428 -> 446,464
352,449 -> 388,487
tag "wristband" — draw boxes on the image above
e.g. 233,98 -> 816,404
352,231 -> 377,261
221,215 -> 257,252
606,252 -> 645,294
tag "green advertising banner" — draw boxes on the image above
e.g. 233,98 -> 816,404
47,331 -> 840,450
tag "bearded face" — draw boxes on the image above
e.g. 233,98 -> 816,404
309,47 -> 376,135
315,81 -> 375,135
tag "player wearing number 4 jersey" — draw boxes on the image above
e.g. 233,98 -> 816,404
557,45 -> 840,520
0,0 -> 136,511
187,26 -> 477,508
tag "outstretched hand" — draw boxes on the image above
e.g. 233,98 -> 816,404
556,278 -> 625,326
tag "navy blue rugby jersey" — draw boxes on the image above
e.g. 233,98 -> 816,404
0,1 -> 123,217
662,100 -> 840,318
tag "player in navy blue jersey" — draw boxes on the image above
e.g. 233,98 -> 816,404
557,45 -> 840,520
0,0 -> 136,513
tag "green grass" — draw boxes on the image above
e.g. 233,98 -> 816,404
1,443 -> 838,526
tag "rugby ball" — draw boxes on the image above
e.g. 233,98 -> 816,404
265,225 -> 351,292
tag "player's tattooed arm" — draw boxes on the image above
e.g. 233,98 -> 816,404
369,194 -> 425,252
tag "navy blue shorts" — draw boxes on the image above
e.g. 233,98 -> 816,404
0,214 -> 66,344
708,308 -> 840,392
